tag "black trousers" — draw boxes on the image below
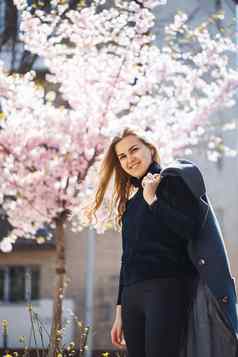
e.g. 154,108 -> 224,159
121,275 -> 196,357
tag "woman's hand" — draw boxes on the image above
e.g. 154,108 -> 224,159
142,173 -> 161,205
111,307 -> 126,350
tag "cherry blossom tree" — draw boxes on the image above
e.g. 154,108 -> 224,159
0,0 -> 238,355
0,65 -> 106,356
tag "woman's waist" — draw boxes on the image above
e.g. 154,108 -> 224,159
122,246 -> 193,266
123,258 -> 198,283
123,270 -> 198,289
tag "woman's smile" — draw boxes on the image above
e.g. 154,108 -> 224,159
129,163 -> 140,170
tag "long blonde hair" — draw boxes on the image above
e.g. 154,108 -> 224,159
89,126 -> 161,227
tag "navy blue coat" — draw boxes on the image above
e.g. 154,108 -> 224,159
161,159 -> 238,356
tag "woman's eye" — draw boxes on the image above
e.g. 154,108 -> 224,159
118,148 -> 138,161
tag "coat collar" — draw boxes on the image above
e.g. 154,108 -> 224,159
161,159 -> 206,199
129,158 -> 206,198
130,161 -> 162,188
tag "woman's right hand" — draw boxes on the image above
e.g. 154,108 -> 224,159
111,306 -> 126,349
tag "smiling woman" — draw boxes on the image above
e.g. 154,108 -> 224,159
88,126 -> 200,357
88,125 -> 238,357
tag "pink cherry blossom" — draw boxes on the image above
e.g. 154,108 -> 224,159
0,1 -> 237,241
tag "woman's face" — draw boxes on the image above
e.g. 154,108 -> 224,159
115,135 -> 153,178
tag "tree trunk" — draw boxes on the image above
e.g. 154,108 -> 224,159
48,218 -> 65,357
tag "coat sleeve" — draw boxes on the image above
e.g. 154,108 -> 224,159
116,257 -> 124,305
148,175 -> 203,241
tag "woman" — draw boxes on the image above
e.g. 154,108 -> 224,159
88,126 -> 238,357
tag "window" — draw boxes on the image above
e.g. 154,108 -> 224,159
0,266 -> 40,303
10,266 -> 25,302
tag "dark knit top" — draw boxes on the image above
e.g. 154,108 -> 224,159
117,161 -> 200,305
